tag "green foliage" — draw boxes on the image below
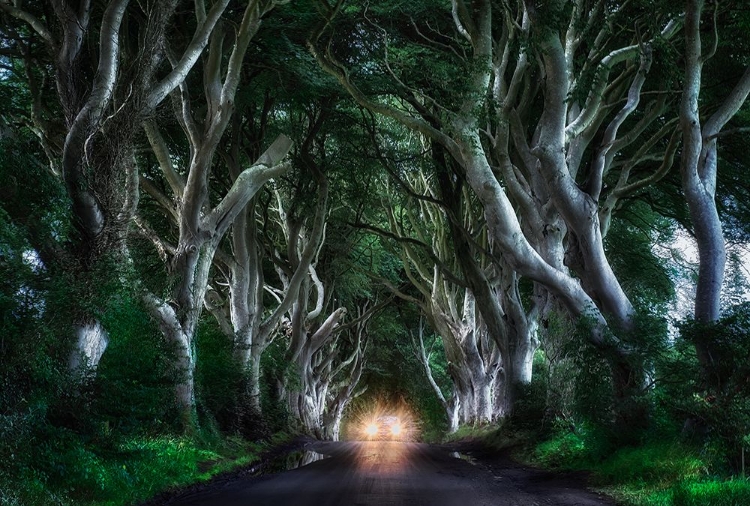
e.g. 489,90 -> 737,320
525,422 -> 750,506
656,303 -> 750,473
93,293 -> 178,434
508,351 -> 551,430
0,432 -> 272,506
194,321 -> 246,432
594,444 -> 704,486
605,201 -> 676,312
253,336 -> 292,434
533,419 -> 616,469
534,427 -> 590,468
540,312 -> 618,429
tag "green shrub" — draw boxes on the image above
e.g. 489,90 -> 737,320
93,292 -> 178,435
534,428 -> 590,468
529,427 -> 750,506
194,321 -> 248,434
659,303 -> 750,473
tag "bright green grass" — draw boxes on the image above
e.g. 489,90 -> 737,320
528,430 -> 750,506
670,479 -> 750,506
611,478 -> 750,506
1,432 -> 291,506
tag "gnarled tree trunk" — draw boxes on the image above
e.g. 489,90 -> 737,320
137,1 -> 292,426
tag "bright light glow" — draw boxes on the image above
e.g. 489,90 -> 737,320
347,398 -> 420,441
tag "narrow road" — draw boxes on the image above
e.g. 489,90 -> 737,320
165,441 -> 614,506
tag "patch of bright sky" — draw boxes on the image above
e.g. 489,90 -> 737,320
653,228 -> 750,337
22,248 -> 44,273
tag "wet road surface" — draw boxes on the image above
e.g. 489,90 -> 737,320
165,440 -> 614,506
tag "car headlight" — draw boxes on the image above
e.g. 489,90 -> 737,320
365,423 -> 378,436
390,423 -> 402,436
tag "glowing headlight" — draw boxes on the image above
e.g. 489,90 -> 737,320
390,423 -> 402,436
365,423 -> 378,436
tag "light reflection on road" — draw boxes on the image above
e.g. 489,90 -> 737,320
354,441 -> 412,475
283,449 -> 328,470
168,440 -> 521,506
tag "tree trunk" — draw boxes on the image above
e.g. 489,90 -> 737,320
246,344 -> 264,414
68,321 -> 110,374
174,333 -> 197,424
285,306 -> 347,435
446,395 -> 460,433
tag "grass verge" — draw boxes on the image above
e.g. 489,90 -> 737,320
0,431 -> 293,506
526,427 -> 750,506
439,423 -> 750,506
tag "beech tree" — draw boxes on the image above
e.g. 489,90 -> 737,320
360,117 -> 542,420
411,319 -> 460,432
320,301 -> 374,440
279,268 -> 371,437
200,108 -> 329,420
371,173 -> 507,425
135,0 -> 293,424
270,183 -> 387,437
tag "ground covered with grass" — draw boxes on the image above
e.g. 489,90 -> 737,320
531,428 -> 750,506
0,430 -> 293,506
453,423 -> 750,506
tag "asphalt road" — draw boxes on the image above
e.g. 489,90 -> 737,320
164,440 -> 615,506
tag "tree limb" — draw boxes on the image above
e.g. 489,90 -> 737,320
205,134 -> 294,237
0,1 -> 56,46
147,0 -> 231,109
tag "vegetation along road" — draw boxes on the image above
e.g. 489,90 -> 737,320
164,441 -> 613,506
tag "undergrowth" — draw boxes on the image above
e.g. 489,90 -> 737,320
527,427 -> 750,506
0,431 -> 291,506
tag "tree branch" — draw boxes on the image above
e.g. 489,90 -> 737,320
147,0 -> 231,109
205,134 -> 293,238
143,120 -> 185,198
0,1 -> 56,46
307,37 -> 462,161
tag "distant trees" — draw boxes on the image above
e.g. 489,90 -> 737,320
372,170 -> 508,426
